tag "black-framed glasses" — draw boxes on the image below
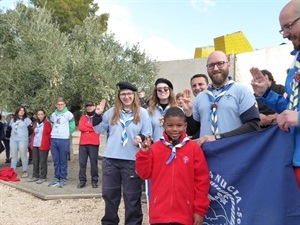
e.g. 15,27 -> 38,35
156,87 -> 170,93
206,61 -> 228,70
279,17 -> 300,34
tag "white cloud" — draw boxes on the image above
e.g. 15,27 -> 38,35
95,0 -> 191,61
190,0 -> 215,12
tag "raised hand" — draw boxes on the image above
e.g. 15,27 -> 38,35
95,99 -> 106,115
249,67 -> 269,96
182,89 -> 194,116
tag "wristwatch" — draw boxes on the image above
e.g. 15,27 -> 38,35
215,134 -> 221,140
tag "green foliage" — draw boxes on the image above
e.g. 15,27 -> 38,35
0,6 -> 157,118
29,0 -> 108,33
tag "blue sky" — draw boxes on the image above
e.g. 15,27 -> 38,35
0,0 -> 289,61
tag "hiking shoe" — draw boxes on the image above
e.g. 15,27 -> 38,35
21,171 -> 28,178
36,179 -> 46,184
59,179 -> 67,188
48,178 -> 60,187
28,177 -> 39,182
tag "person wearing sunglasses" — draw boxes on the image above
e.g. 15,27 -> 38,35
250,0 -> 300,187
147,78 -> 177,142
92,81 -> 152,225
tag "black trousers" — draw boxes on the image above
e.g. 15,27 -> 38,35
32,147 -> 49,179
78,144 -> 99,182
101,158 -> 143,225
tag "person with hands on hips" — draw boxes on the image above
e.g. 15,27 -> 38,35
93,81 -> 152,225
250,0 -> 300,187
136,107 -> 210,225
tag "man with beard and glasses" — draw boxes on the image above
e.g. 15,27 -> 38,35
250,0 -> 300,187
184,50 -> 260,146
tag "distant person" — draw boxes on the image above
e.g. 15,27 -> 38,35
185,74 -> 209,139
28,109 -> 52,184
256,69 -> 285,128
175,92 -> 184,110
3,114 -> 13,163
190,73 -> 209,97
138,89 -> 148,108
136,107 -> 210,225
93,81 -> 152,225
10,106 -> 32,178
77,101 -> 100,189
48,97 -> 75,188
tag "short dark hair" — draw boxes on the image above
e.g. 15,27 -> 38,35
164,107 -> 186,122
190,74 -> 209,85
261,69 -> 274,83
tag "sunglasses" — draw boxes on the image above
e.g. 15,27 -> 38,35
156,87 -> 170,93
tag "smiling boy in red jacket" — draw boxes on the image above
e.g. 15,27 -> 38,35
136,107 -> 210,225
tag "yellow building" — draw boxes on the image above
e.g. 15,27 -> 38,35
194,31 -> 254,58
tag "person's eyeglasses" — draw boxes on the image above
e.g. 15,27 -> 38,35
56,103 -> 65,106
120,92 -> 134,97
279,17 -> 300,34
206,61 -> 228,70
156,87 -> 170,93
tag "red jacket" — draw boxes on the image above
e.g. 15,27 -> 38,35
30,119 -> 52,151
78,115 -> 100,145
136,132 -> 210,225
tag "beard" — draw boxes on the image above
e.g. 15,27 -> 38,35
209,70 -> 229,87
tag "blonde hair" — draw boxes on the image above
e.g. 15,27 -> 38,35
56,97 -> 66,104
111,91 -> 141,125
148,88 -> 177,116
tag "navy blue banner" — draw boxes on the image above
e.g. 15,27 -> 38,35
202,125 -> 300,225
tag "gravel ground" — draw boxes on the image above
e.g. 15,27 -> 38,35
0,183 -> 148,225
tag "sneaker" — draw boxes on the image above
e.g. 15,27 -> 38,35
28,177 -> 39,182
21,171 -> 28,178
59,179 -> 67,188
36,179 -> 46,184
5,158 -> 11,163
48,178 -> 60,187
77,182 -> 86,189
16,160 -> 22,167
92,182 -> 98,188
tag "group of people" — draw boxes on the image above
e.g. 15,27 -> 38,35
92,1 -> 300,224
0,0 -> 299,224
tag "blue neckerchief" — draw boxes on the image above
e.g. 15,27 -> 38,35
160,135 -> 190,164
119,110 -> 134,146
206,78 -> 234,135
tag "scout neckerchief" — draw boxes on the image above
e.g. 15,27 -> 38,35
157,103 -> 170,126
120,110 -> 134,146
35,119 -> 45,137
160,135 -> 190,164
288,52 -> 300,111
206,78 -> 235,135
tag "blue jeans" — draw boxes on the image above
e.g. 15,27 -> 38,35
101,158 -> 143,225
50,138 -> 70,180
10,139 -> 28,171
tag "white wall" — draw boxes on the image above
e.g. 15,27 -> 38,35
156,44 -> 294,94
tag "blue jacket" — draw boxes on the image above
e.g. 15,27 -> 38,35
258,50 -> 300,166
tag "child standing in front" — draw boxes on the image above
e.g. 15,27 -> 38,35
136,107 -> 210,225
